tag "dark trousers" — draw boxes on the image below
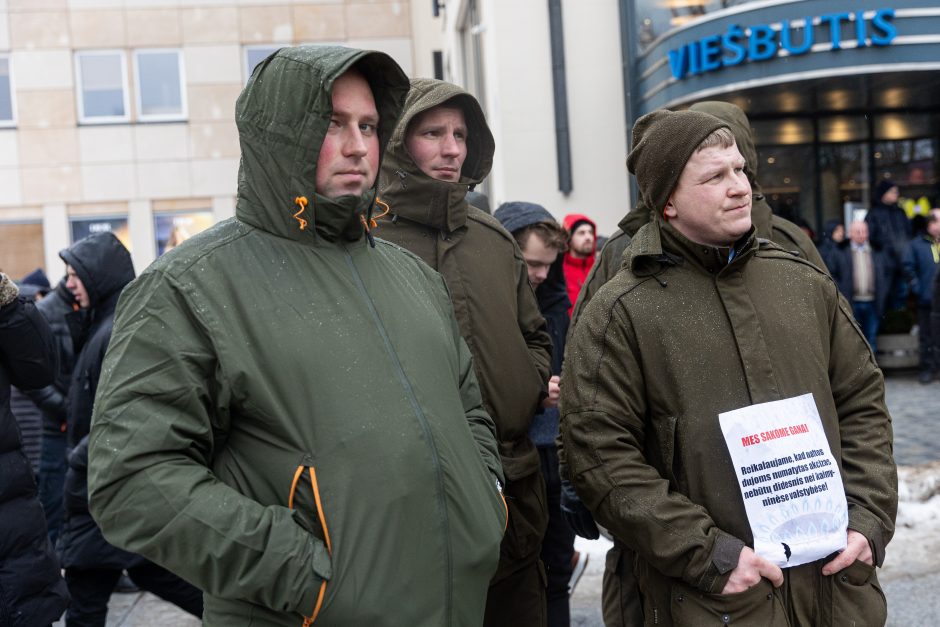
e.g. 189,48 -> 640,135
38,429 -> 67,545
538,446 -> 575,627
64,564 -> 203,627
918,304 -> 937,372
484,468 -> 548,627
852,300 -> 880,352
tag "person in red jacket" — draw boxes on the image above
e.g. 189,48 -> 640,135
562,214 -> 597,315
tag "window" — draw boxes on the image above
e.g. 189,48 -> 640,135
0,56 -> 14,127
154,210 -> 214,256
134,49 -> 186,121
75,51 -> 129,124
0,222 -> 44,278
69,216 -> 131,250
244,45 -> 283,82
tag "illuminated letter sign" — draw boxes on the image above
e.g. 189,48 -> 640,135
667,8 -> 897,80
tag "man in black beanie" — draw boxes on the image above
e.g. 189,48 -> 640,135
560,109 -> 896,626
866,179 -> 910,309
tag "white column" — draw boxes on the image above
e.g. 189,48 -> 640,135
128,199 -> 156,275
212,195 -> 236,222
42,203 -> 69,280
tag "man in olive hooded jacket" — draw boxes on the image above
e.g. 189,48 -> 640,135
88,46 -> 507,627
374,79 -> 553,627
561,109 -> 896,626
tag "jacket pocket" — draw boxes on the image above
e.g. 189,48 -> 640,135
828,560 -> 886,627
669,579 -> 789,626
500,469 -> 548,564
288,464 -> 333,627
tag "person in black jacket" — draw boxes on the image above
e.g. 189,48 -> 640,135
495,201 -> 580,627
866,180 -> 910,309
55,233 -> 203,626
0,271 -> 70,626
22,278 -> 77,544
8,270 -> 52,476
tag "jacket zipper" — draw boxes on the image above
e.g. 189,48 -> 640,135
342,247 -> 454,623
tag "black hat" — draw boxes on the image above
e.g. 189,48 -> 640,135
627,109 -> 730,216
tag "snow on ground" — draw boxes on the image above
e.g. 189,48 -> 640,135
880,461 -> 940,582
571,461 -> 940,595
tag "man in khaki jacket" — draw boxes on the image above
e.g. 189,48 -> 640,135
375,79 -> 552,627
561,109 -> 897,626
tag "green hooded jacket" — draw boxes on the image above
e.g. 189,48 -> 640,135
560,217 -> 897,626
88,46 -> 506,627
373,79 -> 552,482
570,101 -> 826,330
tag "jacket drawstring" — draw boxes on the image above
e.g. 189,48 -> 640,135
359,198 -> 392,249
288,465 -> 332,627
293,197 -> 309,231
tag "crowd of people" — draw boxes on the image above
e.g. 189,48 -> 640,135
0,42 -> 924,626
818,180 -> 940,381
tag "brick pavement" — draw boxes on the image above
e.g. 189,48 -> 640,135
55,371 -> 938,625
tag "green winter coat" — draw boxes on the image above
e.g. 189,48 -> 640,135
373,79 -> 553,577
560,219 -> 897,626
374,79 -> 552,483
88,46 -> 506,627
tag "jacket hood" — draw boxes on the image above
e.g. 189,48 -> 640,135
874,179 -> 898,204
563,213 -> 598,257
823,218 -> 844,241
59,233 -> 135,310
494,201 -> 569,313
379,78 -> 495,233
235,45 -> 409,245
494,201 -> 558,234
21,267 -> 50,289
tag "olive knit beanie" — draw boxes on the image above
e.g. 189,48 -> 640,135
627,109 -> 730,216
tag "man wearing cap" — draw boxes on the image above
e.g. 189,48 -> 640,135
569,101 -> 825,330
88,48 -> 506,626
560,109 -> 897,625
867,180 -> 911,310
561,100 -> 829,627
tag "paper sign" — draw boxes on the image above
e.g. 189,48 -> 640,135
718,393 -> 848,568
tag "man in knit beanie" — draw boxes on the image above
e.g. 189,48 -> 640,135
560,109 -> 896,625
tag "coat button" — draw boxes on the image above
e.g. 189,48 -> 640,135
840,575 -> 848,583
676,594 -> 683,602
766,593 -> 773,600
722,614 -> 731,624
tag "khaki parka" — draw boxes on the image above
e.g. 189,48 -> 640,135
373,79 -> 553,577
88,46 -> 507,627
560,218 -> 897,626
374,79 -> 552,482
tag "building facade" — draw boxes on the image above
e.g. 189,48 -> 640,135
436,0 -> 632,236
0,1 -> 425,279
630,0 -> 940,235
433,0 -> 940,237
